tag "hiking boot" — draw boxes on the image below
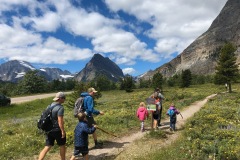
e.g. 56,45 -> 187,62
169,127 -> 173,131
94,142 -> 103,149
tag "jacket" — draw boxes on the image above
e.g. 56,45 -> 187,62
80,92 -> 100,117
74,121 -> 96,147
137,107 -> 148,121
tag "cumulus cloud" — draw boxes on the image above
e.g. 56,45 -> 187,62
122,67 -> 136,75
0,0 -> 228,75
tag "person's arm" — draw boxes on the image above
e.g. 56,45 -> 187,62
58,116 -> 65,138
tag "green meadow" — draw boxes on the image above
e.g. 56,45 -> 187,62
0,84 -> 238,159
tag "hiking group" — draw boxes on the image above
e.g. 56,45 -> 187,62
38,87 -> 182,160
137,88 -> 181,132
38,87 -> 104,160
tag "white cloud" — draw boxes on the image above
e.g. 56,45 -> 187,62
0,0 -> 228,74
122,67 -> 136,75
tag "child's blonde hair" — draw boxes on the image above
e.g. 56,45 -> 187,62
77,112 -> 86,121
171,102 -> 175,106
139,102 -> 146,107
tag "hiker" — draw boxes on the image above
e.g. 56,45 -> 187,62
136,102 -> 149,132
166,103 -> 180,131
225,83 -> 228,91
150,88 -> 165,127
38,92 -> 66,160
80,87 -> 104,148
152,100 -> 160,131
70,112 -> 97,160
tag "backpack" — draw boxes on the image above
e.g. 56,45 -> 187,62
167,109 -> 176,117
74,97 -> 85,117
37,104 -> 58,132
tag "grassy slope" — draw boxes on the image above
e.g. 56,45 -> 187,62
0,84 -> 226,159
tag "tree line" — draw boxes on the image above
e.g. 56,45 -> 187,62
0,42 -> 239,97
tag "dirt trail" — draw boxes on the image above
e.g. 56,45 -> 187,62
66,94 -> 216,160
28,94 -> 216,160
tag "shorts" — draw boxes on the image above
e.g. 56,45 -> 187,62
86,116 -> 96,127
73,146 -> 88,157
45,130 -> 66,146
152,111 -> 159,120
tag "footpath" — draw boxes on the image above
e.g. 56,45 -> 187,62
30,94 -> 216,160
87,94 -> 217,160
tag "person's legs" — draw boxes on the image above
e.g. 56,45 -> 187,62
38,146 -> 51,160
59,145 -> 66,160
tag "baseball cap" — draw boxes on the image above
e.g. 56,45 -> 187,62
88,87 -> 98,93
53,92 -> 66,101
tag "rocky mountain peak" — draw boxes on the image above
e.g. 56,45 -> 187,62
142,0 -> 240,79
75,53 -> 124,82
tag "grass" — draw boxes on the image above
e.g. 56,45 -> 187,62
0,83 -> 225,159
137,84 -> 240,160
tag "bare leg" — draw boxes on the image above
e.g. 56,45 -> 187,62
70,155 -> 75,160
83,154 -> 89,160
38,146 -> 51,160
93,131 -> 97,141
59,145 -> 66,160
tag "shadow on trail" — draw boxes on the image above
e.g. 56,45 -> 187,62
87,140 -> 129,159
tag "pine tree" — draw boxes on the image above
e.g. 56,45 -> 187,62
180,69 -> 192,88
214,43 -> 239,92
151,72 -> 163,89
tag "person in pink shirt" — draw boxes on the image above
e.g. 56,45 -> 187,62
136,102 -> 149,132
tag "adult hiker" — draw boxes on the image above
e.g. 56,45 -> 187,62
38,92 -> 66,160
151,88 -> 165,127
80,87 -> 104,148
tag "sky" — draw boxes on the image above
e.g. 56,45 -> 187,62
0,0 -> 228,76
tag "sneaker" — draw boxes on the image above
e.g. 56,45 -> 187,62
169,127 -> 173,131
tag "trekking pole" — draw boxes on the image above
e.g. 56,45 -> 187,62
97,127 -> 119,138
179,112 -> 183,119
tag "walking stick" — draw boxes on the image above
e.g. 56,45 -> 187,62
97,127 -> 118,138
179,112 -> 183,119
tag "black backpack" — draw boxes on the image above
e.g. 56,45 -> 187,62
74,97 -> 85,117
37,104 -> 59,132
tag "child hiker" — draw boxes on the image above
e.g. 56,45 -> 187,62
136,102 -> 149,132
70,112 -> 97,160
166,103 -> 180,131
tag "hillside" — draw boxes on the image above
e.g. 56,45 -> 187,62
142,0 -> 240,79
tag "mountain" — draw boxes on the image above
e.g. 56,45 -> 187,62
142,0 -> 240,79
0,60 -> 74,82
75,53 -> 124,82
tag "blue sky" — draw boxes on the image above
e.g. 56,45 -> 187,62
0,0 -> 227,76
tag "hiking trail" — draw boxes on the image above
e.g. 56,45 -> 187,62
29,94 -> 217,160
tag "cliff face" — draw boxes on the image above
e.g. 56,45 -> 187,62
143,0 -> 240,79
75,53 -> 124,82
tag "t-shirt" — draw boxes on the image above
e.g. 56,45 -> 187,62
50,103 -> 64,129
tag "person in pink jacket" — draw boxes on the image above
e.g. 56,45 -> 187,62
136,102 -> 149,132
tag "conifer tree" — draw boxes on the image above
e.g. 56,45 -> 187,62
152,72 -> 163,89
214,43 -> 239,92
180,69 -> 192,88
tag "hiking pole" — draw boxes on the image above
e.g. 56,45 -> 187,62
179,112 -> 183,119
97,127 -> 118,138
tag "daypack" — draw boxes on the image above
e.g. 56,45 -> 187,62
37,104 -> 58,132
167,109 -> 176,117
74,97 -> 85,117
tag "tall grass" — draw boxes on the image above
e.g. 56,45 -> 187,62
0,84 -> 224,159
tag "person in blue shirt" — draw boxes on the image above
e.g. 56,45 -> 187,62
80,87 -> 104,148
70,112 -> 97,160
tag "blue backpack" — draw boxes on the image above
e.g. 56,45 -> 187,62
167,109 -> 176,117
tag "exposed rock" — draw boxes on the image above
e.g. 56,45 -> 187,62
75,53 -> 124,82
142,0 -> 240,79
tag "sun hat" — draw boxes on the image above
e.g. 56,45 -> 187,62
53,92 -> 66,101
